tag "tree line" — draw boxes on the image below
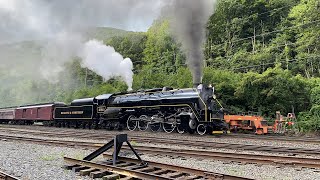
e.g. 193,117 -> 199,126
1,0 -> 319,132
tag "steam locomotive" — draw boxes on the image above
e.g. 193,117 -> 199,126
0,84 -> 228,135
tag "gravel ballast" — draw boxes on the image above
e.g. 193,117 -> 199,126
1,125 -> 320,179
1,124 -> 320,150
1,125 -> 320,149
1,128 -> 320,159
1,140 -> 320,180
128,153 -> 320,180
0,140 -> 91,180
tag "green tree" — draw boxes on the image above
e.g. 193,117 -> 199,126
143,19 -> 184,73
107,32 -> 147,70
235,65 -> 310,115
288,0 -> 320,78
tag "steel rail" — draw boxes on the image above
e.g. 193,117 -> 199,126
64,157 -> 171,180
0,170 -> 20,180
2,126 -> 320,144
1,128 -> 320,156
118,146 -> 320,169
102,155 -> 252,180
129,137 -> 320,156
2,132 -> 249,179
225,133 -> 320,144
2,125 -> 320,144
1,134 -> 320,169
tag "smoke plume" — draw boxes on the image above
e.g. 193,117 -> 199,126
80,40 -> 133,90
0,0 -> 216,107
0,0 -> 166,98
166,0 -> 216,85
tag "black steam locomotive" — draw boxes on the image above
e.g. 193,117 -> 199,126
54,84 -> 228,135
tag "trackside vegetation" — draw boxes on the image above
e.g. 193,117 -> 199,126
0,0 -> 319,132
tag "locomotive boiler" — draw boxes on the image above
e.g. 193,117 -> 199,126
95,84 -> 227,135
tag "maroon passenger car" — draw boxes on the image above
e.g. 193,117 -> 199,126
0,108 -> 15,123
14,102 -> 65,123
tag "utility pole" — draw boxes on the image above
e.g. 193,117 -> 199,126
85,68 -> 88,87
252,25 -> 256,53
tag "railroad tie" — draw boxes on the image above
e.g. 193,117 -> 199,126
118,177 -> 134,180
176,175 -> 202,180
79,168 -> 99,176
116,162 -> 134,167
126,164 -> 147,170
72,166 -> 89,172
102,173 -> 120,180
90,170 -> 108,178
138,166 -> 157,173
204,172 -> 224,179
63,164 -> 80,170
96,160 -> 114,165
163,171 -> 185,178
121,164 -> 140,169
151,169 -> 170,175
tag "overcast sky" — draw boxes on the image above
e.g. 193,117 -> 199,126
0,0 -> 165,44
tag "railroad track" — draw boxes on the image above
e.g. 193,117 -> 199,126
226,133 -> 320,144
0,170 -> 19,180
1,134 -> 320,170
2,125 -> 320,144
65,156 -> 250,180
1,127 -> 320,156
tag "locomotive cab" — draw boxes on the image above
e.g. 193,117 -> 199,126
195,84 -> 228,135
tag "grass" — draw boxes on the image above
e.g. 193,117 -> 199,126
73,152 -> 86,160
59,152 -> 66,157
130,140 -> 138,146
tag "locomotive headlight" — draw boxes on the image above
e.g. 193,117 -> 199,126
212,94 -> 216,99
208,95 -> 216,100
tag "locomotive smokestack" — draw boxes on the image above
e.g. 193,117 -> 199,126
193,76 -> 203,88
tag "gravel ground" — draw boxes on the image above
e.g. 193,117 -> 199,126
126,153 -> 320,180
1,124 -> 320,150
1,127 -> 320,159
1,139 -> 320,180
2,125 -> 320,179
0,140 -> 93,180
138,142 -> 320,159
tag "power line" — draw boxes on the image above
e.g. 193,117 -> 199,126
130,54 -> 320,74
211,5 -> 292,26
133,36 -> 319,68
209,19 -> 320,49
134,20 -> 320,65
208,37 -> 320,61
133,7 -> 299,64
129,4 -> 320,65
232,55 -> 320,71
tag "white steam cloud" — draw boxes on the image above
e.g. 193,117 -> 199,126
0,0 -> 166,90
0,0 -> 216,92
39,32 -> 84,82
80,40 -> 133,90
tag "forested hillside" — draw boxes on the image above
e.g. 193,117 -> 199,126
1,0 -> 319,131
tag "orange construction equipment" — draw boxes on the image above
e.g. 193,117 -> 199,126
273,111 -> 296,134
224,111 -> 296,135
224,112 -> 272,135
